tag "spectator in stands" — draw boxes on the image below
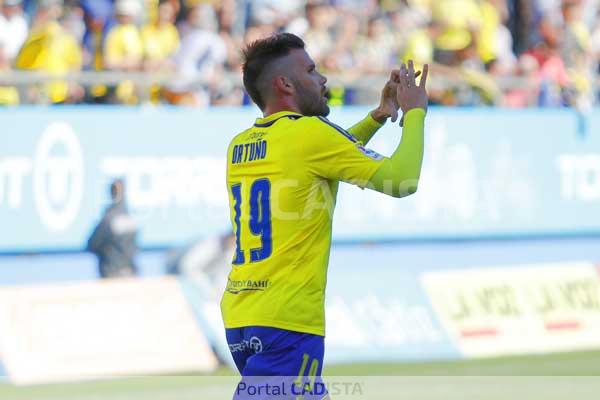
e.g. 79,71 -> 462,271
104,0 -> 143,72
80,0 -> 114,103
15,0 -> 83,104
353,14 -> 395,74
592,9 -> 600,75
163,3 -> 226,106
247,0 -> 302,30
503,53 -> 542,107
0,0 -> 28,63
524,17 -> 571,106
0,0 -> 26,105
560,0 -> 594,108
87,179 -> 139,279
141,0 -> 179,103
166,231 -> 235,300
104,0 -> 143,104
81,0 -> 114,70
141,0 -> 179,72
61,1 -> 86,43
303,1 -> 336,67
403,17 -> 439,69
0,43 -> 19,105
431,0 -> 483,65
477,0 -> 516,70
481,0 -> 517,75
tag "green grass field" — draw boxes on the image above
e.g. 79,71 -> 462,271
1,350 -> 600,400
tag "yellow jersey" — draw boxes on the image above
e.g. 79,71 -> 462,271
141,23 -> 180,61
221,111 -> 385,336
15,22 -> 82,103
104,24 -> 144,67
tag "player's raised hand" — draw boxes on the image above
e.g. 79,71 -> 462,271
372,69 -> 401,123
373,68 -> 423,124
397,61 -> 428,119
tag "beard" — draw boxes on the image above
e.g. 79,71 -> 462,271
292,78 -> 330,117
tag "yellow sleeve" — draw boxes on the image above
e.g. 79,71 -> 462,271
301,117 -> 386,188
347,112 -> 383,145
368,108 -> 425,197
15,31 -> 47,70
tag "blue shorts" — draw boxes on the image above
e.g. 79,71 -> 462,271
226,326 -> 328,399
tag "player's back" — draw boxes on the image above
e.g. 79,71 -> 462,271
222,111 -> 339,336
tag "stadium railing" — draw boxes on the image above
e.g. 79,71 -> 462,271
0,70 -> 559,106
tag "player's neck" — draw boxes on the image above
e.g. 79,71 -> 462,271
263,99 -> 302,118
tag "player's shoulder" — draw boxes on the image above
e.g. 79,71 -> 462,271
228,127 -> 254,147
299,116 -> 359,145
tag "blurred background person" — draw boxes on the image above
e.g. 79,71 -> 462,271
560,0 -> 594,108
0,0 -> 25,105
87,179 -> 139,279
103,0 -> 144,104
80,0 -> 114,103
15,0 -> 83,104
162,3 -> 226,106
81,0 -> 114,71
524,16 -> 571,107
141,0 -> 179,103
141,0 -> 179,72
167,231 -> 235,300
0,0 -> 28,64
0,43 -> 19,105
353,14 -> 396,74
302,1 -> 337,67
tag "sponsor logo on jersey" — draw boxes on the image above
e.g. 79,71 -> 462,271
226,279 -> 271,294
356,144 -> 384,161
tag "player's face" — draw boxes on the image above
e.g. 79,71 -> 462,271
289,49 -> 330,117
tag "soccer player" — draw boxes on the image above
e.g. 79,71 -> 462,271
222,33 -> 428,396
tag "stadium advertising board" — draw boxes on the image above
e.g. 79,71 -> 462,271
421,262 -> 600,358
0,276 -> 218,384
181,261 -> 460,365
1,107 -> 600,251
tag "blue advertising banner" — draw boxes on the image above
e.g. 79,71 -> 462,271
333,108 -> 600,240
1,106 -> 243,251
1,106 -> 599,252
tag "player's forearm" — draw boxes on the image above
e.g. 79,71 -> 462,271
347,111 -> 384,145
367,108 -> 425,198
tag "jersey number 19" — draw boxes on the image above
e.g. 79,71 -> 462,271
230,178 -> 272,265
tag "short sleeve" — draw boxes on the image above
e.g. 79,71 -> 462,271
301,117 -> 387,188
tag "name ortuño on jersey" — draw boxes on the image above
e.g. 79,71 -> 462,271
221,111 -> 385,336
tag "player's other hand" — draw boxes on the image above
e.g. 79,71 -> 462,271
397,60 -> 428,120
372,69 -> 401,124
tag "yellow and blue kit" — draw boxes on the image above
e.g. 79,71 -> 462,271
222,108 -> 425,378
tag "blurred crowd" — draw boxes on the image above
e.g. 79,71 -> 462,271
0,0 -> 599,107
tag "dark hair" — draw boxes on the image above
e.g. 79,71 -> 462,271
242,33 -> 305,110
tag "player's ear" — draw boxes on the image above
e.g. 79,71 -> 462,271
274,75 -> 295,96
